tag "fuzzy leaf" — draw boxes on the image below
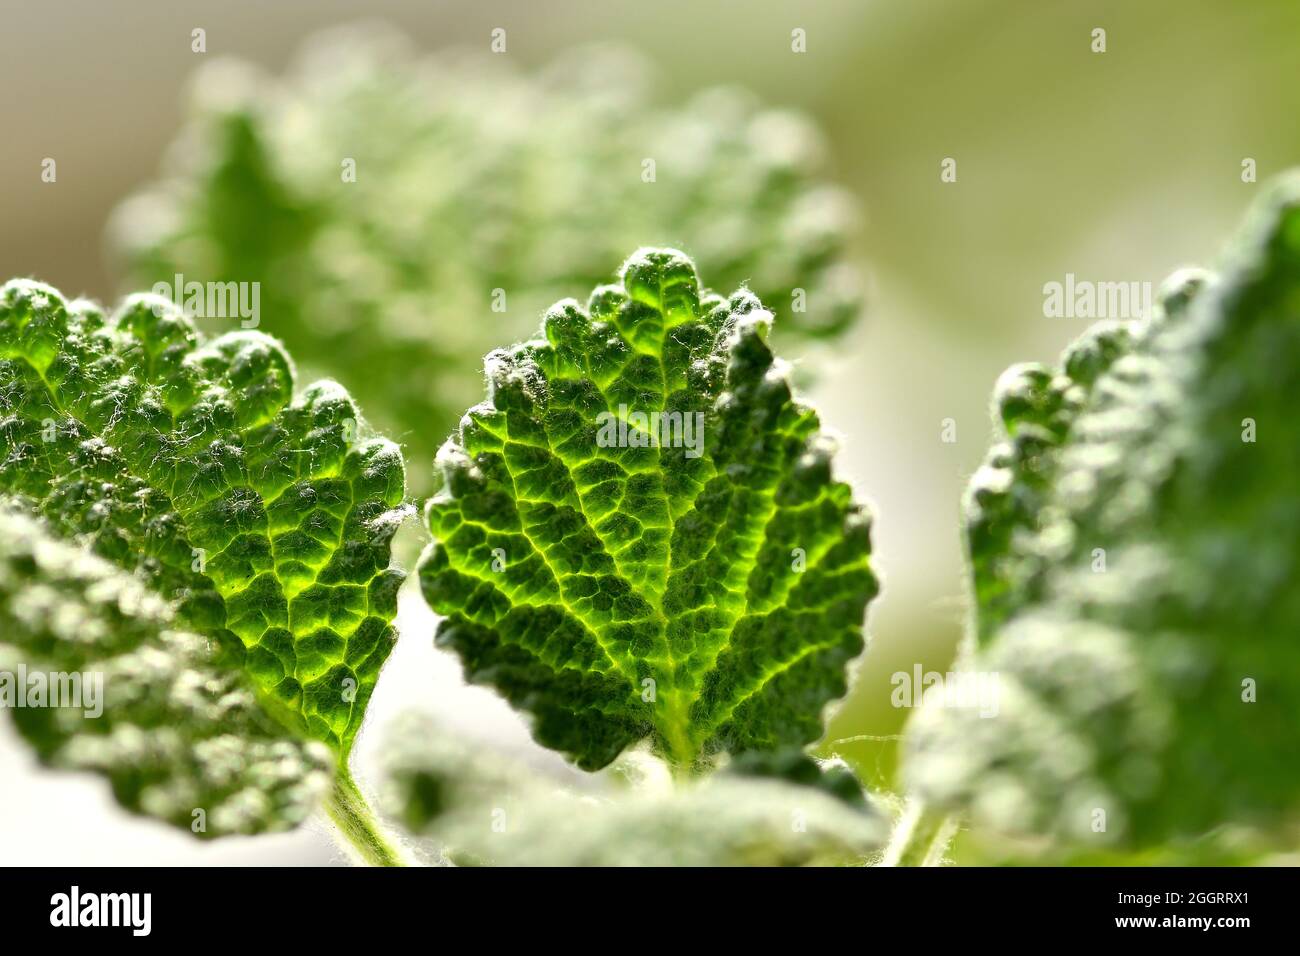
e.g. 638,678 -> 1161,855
111,25 -> 864,486
0,278 -> 407,790
419,249 -> 877,771
0,506 -> 332,835
906,180 -> 1300,848
381,714 -> 883,866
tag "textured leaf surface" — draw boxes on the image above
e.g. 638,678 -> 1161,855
0,507 -> 331,835
381,714 -> 883,866
419,249 -> 877,771
112,25 -> 864,484
0,279 -> 407,763
906,181 -> 1300,847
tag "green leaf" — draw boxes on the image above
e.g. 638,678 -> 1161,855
0,506 -> 332,835
725,747 -> 873,813
905,179 -> 1300,849
0,279 -> 408,832
111,26 -> 865,487
381,714 -> 884,866
418,249 -> 878,771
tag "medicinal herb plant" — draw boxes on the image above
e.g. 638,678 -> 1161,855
0,280 -> 408,864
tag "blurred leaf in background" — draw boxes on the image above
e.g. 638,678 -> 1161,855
381,713 -> 884,866
110,23 -> 865,489
905,181 -> 1300,862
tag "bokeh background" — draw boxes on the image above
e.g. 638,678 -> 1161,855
3,0 -> 1298,864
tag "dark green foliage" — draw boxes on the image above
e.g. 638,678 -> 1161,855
906,179 -> 1300,848
419,249 -> 877,771
0,278 -> 408,764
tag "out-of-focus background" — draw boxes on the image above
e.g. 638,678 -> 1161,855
3,0 -> 1298,864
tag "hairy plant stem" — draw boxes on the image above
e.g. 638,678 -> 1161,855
879,799 -> 958,867
324,766 -> 406,867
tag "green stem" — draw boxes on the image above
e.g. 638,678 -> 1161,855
324,766 -> 406,867
879,800 -> 958,867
